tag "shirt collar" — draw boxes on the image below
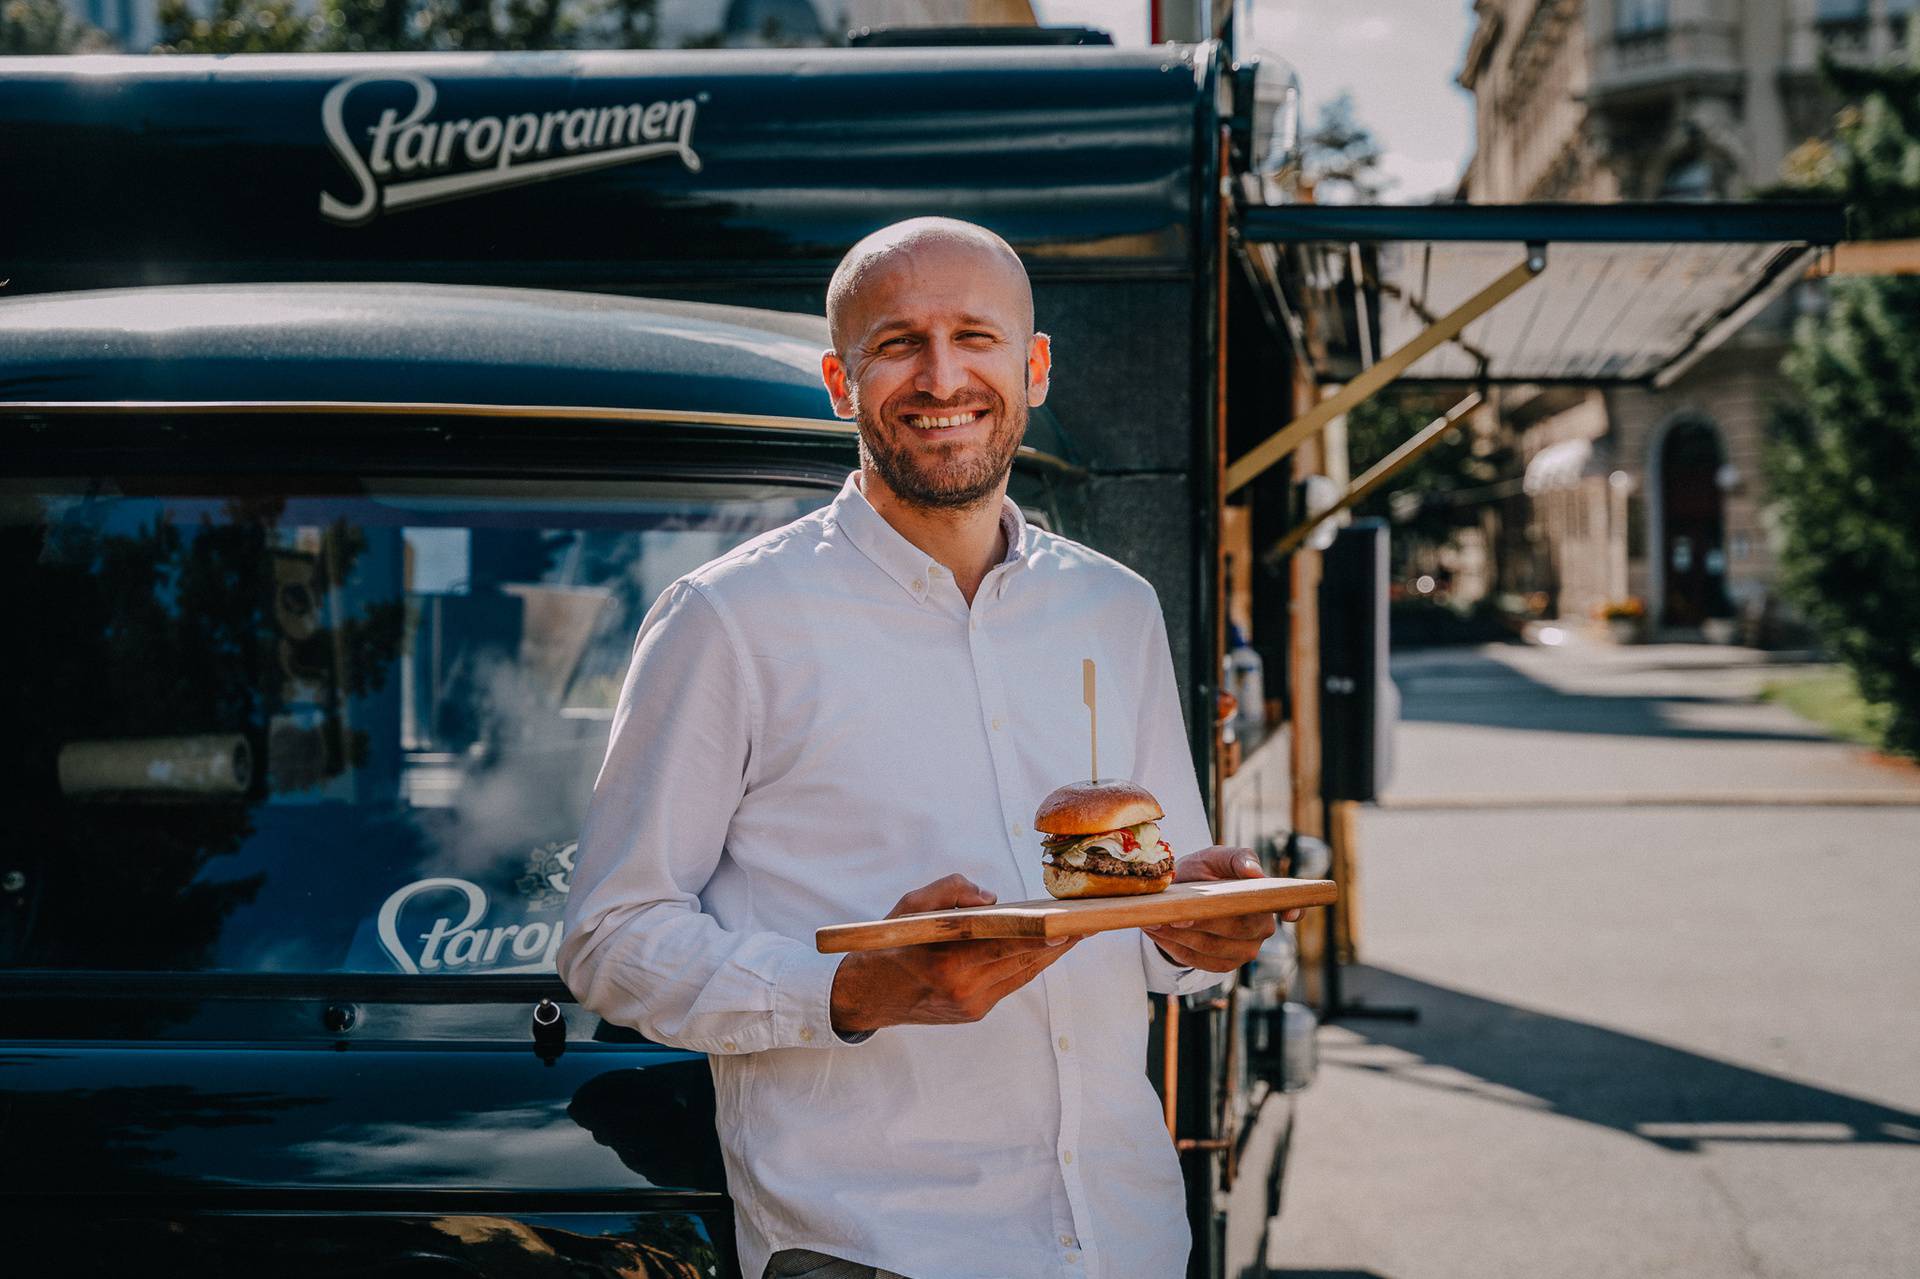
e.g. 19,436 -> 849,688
829,470 -> 1030,604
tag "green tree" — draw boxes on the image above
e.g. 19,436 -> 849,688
1301,91 -> 1391,203
154,0 -> 616,53
1309,95 -> 1516,596
3,0 -> 114,52
1767,35 -> 1920,758
154,0 -> 317,53
1345,392 -> 1518,568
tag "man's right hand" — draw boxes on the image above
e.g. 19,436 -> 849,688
828,873 -> 1077,1036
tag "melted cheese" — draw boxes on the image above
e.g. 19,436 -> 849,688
1052,821 -> 1169,866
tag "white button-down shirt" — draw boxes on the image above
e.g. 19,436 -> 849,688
560,471 -> 1227,1279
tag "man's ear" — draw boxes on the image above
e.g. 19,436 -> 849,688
1026,332 -> 1052,408
821,349 -> 857,420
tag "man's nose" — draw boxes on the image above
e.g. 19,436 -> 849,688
913,338 -> 969,402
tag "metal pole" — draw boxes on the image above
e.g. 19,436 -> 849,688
1264,392 -> 1483,564
1225,247 -> 1545,495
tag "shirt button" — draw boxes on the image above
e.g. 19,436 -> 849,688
1010,823 -> 1024,838
1066,1251 -> 1081,1264
1058,1035 -> 1071,1052
722,1041 -> 738,1053
991,716 -> 1003,731
798,1027 -> 814,1042
911,578 -> 924,592
1059,1235 -> 1075,1247
1062,1150 -> 1073,1165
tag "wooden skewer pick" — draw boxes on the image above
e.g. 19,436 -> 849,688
1083,657 -> 1097,782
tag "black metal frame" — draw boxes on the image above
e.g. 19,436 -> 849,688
1237,200 -> 1849,246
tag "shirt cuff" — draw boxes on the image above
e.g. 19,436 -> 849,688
1140,931 -> 1235,996
773,947 -> 873,1048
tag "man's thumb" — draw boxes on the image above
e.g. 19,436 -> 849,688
1175,845 -> 1264,882
1203,846 -> 1263,878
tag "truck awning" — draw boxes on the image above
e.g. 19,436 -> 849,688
1237,201 -> 1848,389
1223,200 -> 1847,496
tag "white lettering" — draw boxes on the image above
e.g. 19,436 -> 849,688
669,100 -> 702,172
418,918 -> 454,971
377,876 -> 484,975
513,922 -> 551,959
320,76 -> 704,225
443,928 -> 484,966
482,924 -> 518,962
435,118 -> 470,167
376,873 -> 573,974
394,121 -> 437,172
319,73 -> 435,225
546,843 -> 575,895
561,108 -> 596,150
464,116 -> 502,164
368,108 -> 401,175
595,103 -> 643,147
500,112 -> 539,170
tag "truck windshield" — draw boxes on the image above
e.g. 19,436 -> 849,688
0,474 -> 833,976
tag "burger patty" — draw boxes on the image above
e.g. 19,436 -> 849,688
1043,848 -> 1175,878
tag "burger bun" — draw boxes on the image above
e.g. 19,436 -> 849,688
1034,779 -> 1163,836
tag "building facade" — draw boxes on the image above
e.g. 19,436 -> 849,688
1457,0 -> 1908,638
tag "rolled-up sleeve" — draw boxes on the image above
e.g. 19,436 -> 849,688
558,579 -> 858,1054
1129,589 -> 1235,997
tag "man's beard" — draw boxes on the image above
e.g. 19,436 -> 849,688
853,392 -> 1026,512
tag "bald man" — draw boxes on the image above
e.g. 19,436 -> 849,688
561,218 -> 1290,1279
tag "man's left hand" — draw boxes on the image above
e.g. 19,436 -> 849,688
1142,845 -> 1301,973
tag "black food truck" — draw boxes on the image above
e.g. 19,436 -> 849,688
0,33 -> 1843,1279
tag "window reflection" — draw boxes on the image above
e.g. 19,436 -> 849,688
1615,0 -> 1667,37
1,476 -> 830,976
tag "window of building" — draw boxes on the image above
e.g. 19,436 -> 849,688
1616,0 -> 1668,36
1814,0 -> 1868,22
1658,155 -> 1720,201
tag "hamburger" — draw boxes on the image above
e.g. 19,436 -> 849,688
1035,780 -> 1176,899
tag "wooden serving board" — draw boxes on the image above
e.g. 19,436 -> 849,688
815,877 -> 1337,954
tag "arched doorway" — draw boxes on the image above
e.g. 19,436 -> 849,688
1658,419 -> 1732,626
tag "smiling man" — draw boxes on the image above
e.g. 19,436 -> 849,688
560,217 -> 1293,1279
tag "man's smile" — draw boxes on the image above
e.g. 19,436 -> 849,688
901,407 -> 991,433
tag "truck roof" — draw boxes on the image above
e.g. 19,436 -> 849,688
0,281 -> 1085,471
0,48 -> 1209,297
0,283 -> 840,421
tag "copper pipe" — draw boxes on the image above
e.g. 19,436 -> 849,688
1161,993 -> 1180,1137
1175,1137 -> 1231,1152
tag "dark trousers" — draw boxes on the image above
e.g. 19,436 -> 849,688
764,1247 -> 910,1279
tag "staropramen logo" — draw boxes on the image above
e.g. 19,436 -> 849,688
320,73 -> 703,225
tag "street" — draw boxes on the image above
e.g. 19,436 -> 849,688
1267,639 -> 1920,1279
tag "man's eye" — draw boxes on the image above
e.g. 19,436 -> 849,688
878,336 -> 915,351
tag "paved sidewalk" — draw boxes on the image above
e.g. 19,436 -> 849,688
1266,641 -> 1920,1279
1383,638 -> 1920,806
